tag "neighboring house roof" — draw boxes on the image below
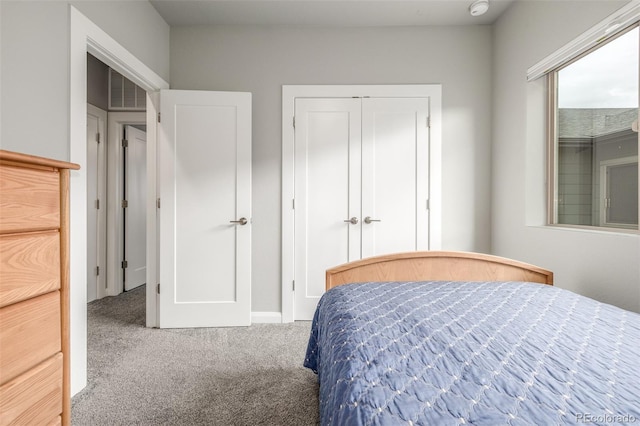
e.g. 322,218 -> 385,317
558,108 -> 636,138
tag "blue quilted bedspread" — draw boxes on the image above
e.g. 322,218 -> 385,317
304,281 -> 640,425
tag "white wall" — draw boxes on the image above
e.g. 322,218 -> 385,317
170,25 -> 494,313
1,0 -> 169,157
0,1 -> 170,395
492,0 -> 640,313
1,2 -> 70,158
72,1 -> 170,81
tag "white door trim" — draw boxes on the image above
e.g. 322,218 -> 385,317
146,92 -> 160,329
281,84 -> 442,323
70,5 -> 168,395
106,113 -> 146,298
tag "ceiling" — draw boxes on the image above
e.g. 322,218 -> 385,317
150,0 -> 516,27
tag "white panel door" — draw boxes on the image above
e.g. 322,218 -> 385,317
159,90 -> 251,328
124,125 -> 147,291
87,105 -> 107,302
361,98 -> 430,257
294,98 -> 361,320
293,97 -> 430,320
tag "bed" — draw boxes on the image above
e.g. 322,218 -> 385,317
304,251 -> 640,425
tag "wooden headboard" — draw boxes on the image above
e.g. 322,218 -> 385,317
326,251 -> 553,290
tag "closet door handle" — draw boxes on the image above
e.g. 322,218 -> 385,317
343,217 -> 359,225
230,217 -> 248,226
364,216 -> 381,224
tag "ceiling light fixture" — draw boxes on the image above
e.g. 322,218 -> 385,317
469,0 -> 489,17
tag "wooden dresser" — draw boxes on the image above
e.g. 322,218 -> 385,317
0,150 -> 79,426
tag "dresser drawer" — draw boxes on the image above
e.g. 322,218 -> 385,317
0,165 -> 60,233
0,353 -> 63,426
0,231 -> 60,308
0,292 -> 61,385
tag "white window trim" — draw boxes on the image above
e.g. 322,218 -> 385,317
527,1 -> 640,81
542,5 -> 640,233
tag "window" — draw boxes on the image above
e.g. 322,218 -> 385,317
548,25 -> 639,231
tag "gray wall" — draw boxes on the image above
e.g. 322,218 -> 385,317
0,0 -> 169,159
492,0 -> 640,312
170,25 -> 494,313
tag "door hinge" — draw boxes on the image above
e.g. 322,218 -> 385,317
95,199 -> 100,209
158,112 -> 161,123
157,283 -> 160,294
157,198 -> 161,209
292,280 -> 295,291
122,260 -> 128,269
293,116 -> 295,129
426,199 -> 430,210
96,133 -> 101,143
122,199 -> 128,208
96,266 -> 100,276
427,116 -> 431,128
292,199 -> 295,209
122,139 -> 129,148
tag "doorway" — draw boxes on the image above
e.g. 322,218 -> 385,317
70,6 -> 168,395
87,53 -> 148,299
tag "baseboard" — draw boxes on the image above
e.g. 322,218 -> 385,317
251,312 -> 282,324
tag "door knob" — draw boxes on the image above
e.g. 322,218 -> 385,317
343,217 -> 359,225
230,217 -> 248,226
364,216 -> 381,224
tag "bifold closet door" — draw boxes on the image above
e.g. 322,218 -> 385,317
361,98 -> 430,258
294,98 -> 361,319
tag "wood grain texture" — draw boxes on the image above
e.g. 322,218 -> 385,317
48,416 -> 62,426
0,165 -> 60,233
59,169 -> 70,426
0,150 -> 80,171
326,251 -> 554,290
0,292 -> 61,385
0,231 -> 60,308
0,354 -> 63,426
0,150 -> 76,426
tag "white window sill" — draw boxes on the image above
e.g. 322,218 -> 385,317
529,224 -> 639,237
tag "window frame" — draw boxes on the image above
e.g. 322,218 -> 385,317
546,23 -> 640,234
